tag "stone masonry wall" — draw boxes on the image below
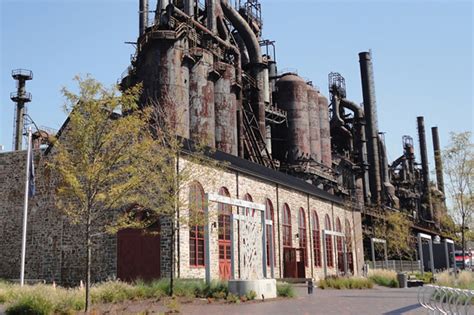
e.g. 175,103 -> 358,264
0,150 -> 116,286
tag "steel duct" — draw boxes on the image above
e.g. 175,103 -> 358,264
431,126 -> 445,195
220,0 -> 266,136
139,0 -> 149,36
359,51 -> 381,205
417,116 -> 433,220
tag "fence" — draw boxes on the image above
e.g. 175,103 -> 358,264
418,285 -> 473,315
368,260 -> 422,273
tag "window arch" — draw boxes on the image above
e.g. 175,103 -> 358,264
189,181 -> 205,266
266,199 -> 275,266
243,193 -> 255,216
282,204 -> 292,247
312,211 -> 321,267
298,208 -> 308,266
324,214 -> 333,267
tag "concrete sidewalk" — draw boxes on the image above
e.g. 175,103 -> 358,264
180,286 -> 425,315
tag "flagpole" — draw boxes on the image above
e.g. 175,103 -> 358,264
20,128 -> 32,286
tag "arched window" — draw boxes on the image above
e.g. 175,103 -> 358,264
325,214 -> 333,267
282,204 -> 292,248
336,217 -> 343,271
266,199 -> 275,266
243,193 -> 255,216
298,208 -> 308,266
312,211 -> 321,267
218,187 -> 231,243
189,181 -> 205,266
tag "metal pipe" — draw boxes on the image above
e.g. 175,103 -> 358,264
417,116 -> 433,220
139,0 -> 149,36
184,0 -> 194,16
379,135 -> 399,208
359,51 -> 381,205
220,0 -> 266,136
169,5 -> 239,54
431,126 -> 445,195
206,0 -> 217,33
340,99 -> 370,203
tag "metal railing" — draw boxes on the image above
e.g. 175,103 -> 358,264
369,260 -> 422,273
418,285 -> 473,315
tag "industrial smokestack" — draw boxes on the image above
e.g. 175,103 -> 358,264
417,116 -> 433,220
359,51 -> 381,205
10,69 -> 33,151
139,0 -> 149,36
431,126 -> 445,195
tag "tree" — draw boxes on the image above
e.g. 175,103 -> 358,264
49,76 -> 156,311
443,131 -> 473,268
110,96 -> 223,296
375,211 -> 413,261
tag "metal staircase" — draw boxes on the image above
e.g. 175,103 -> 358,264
241,72 -> 276,169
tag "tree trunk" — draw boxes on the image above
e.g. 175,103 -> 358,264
461,215 -> 465,270
170,216 -> 174,296
85,213 -> 92,312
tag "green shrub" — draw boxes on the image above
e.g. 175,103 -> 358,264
368,269 -> 398,288
318,277 -> 373,290
245,290 -> 257,301
226,293 -> 240,303
6,294 -> 53,315
276,283 -> 295,297
410,272 -> 433,284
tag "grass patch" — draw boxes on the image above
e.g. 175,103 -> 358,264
368,269 -> 398,288
435,271 -> 474,290
276,283 -> 295,297
1,279 -> 230,314
318,276 -> 373,290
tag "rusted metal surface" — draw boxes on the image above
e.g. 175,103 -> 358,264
417,116 -> 433,220
318,93 -> 332,168
359,51 -> 381,204
137,39 -> 190,139
189,48 -> 216,147
431,126 -> 445,195
139,0 -> 148,36
276,74 -> 310,163
215,62 -> 238,155
307,85 -> 321,163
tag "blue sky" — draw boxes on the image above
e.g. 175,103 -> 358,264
1,0 -> 472,169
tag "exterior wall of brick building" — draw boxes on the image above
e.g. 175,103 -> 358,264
0,149 -> 363,285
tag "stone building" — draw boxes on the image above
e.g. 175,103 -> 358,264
0,140 -> 364,285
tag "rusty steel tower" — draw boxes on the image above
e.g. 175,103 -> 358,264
10,69 -> 33,151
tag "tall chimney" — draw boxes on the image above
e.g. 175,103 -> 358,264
431,126 -> 445,195
139,0 -> 149,36
417,116 -> 433,220
359,51 -> 381,205
10,69 -> 33,151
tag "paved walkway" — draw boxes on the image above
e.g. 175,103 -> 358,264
0,286 -> 426,315
181,286 -> 425,315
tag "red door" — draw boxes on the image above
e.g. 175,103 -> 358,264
218,209 -> 231,280
297,248 -> 306,278
283,248 -> 297,278
117,228 -> 161,282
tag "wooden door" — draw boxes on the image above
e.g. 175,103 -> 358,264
218,211 -> 231,280
297,248 -> 306,278
283,248 -> 297,278
117,228 -> 160,282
